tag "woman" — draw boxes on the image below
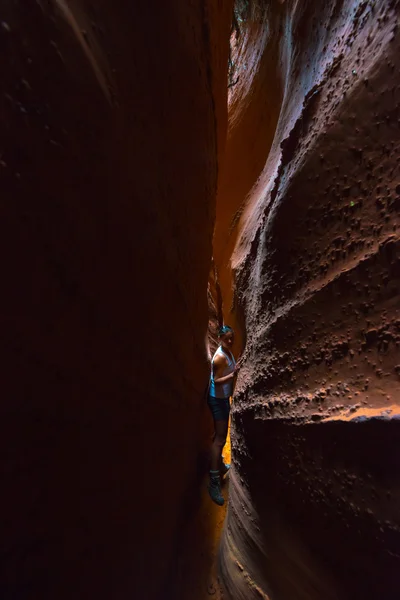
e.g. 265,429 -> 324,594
208,325 -> 239,506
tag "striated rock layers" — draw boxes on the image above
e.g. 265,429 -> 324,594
0,1 -> 233,599
218,1 -> 400,599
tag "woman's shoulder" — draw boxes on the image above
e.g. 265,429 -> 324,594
212,351 -> 228,367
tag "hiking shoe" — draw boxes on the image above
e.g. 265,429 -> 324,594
208,476 -> 224,506
220,463 -> 231,476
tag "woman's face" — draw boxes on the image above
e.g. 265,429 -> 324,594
220,331 -> 234,350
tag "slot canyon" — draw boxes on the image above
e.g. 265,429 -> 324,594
0,1 -> 399,599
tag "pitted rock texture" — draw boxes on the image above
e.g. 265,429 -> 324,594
218,1 -> 400,599
223,416 -> 400,600
0,1 -> 232,599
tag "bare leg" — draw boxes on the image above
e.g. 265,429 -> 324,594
210,419 -> 228,471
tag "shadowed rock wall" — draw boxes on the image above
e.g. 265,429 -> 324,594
218,1 -> 400,598
0,1 -> 232,598
213,4 -> 284,352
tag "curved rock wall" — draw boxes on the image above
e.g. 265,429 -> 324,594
219,1 -> 400,598
214,5 -> 284,351
0,1 -> 232,598
207,260 -> 223,358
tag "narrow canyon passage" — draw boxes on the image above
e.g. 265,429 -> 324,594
1,1 -> 399,600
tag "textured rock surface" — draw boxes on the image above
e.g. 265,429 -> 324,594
207,259 -> 223,358
0,1 -> 232,598
218,1 -> 400,599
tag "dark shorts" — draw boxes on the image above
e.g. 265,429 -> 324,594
208,395 -> 230,421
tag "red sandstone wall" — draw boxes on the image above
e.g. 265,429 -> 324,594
0,1 -> 232,598
213,6 -> 284,353
207,259 -> 224,359
218,1 -> 400,598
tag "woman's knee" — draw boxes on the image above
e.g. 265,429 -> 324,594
214,433 -> 227,448
215,419 -> 228,435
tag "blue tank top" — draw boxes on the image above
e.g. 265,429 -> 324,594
209,346 -> 236,399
